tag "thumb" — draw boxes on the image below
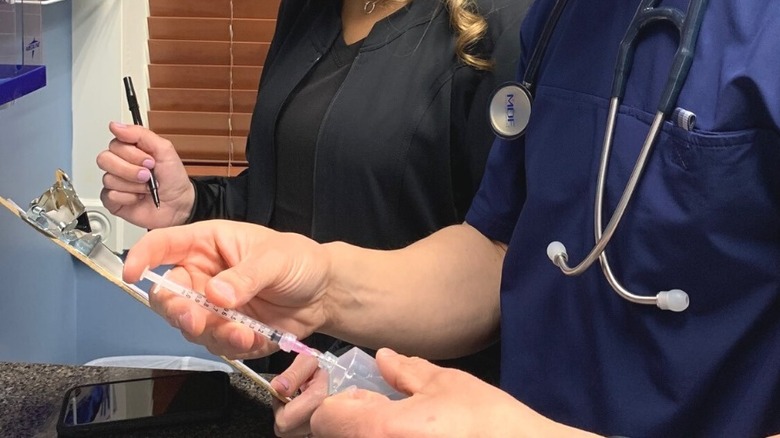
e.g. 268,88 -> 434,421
205,255 -> 279,308
312,387 -> 390,437
375,348 -> 438,395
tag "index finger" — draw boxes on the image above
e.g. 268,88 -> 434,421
109,121 -> 169,157
123,222 -> 224,283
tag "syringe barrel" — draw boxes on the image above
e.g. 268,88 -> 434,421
324,347 -> 406,400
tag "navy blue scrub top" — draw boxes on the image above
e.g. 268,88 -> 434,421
466,0 -> 780,436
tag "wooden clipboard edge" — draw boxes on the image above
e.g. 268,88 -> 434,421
0,195 -> 291,404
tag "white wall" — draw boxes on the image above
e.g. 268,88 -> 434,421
72,0 -> 147,252
70,0 -> 220,364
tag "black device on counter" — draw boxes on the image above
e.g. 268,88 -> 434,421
56,371 -> 232,437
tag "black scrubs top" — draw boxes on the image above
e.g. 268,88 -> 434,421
272,35 -> 363,234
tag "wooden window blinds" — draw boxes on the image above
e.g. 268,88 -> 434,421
147,0 -> 281,177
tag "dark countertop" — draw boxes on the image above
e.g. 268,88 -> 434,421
0,362 -> 278,438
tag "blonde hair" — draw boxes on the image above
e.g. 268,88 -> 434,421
384,0 -> 492,71
444,0 -> 492,71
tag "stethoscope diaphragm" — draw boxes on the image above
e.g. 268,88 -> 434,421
488,82 -> 533,140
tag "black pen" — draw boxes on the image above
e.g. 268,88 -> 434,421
123,76 -> 161,209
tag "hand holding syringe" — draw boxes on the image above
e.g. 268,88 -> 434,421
142,269 -> 406,400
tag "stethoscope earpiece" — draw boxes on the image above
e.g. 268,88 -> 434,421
656,289 -> 689,312
546,241 -> 567,265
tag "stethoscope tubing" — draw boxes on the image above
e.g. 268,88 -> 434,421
554,103 -> 666,306
546,0 -> 709,312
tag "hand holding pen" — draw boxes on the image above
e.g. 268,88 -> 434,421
97,78 -> 196,229
123,76 -> 161,209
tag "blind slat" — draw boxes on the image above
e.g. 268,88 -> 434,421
162,134 -> 247,162
149,88 -> 257,113
148,17 -> 276,42
148,111 -> 251,137
148,40 -> 269,66
149,0 -> 280,19
148,65 -> 262,90
185,165 -> 247,177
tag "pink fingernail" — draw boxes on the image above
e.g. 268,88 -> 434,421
274,376 -> 291,392
137,168 -> 151,182
142,159 -> 155,170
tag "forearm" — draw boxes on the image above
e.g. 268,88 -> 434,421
320,223 -> 505,359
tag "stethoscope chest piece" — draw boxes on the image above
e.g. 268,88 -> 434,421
488,82 -> 533,140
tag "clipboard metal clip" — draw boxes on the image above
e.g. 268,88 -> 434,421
21,169 -> 103,258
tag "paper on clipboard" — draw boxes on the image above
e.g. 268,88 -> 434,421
0,169 -> 290,404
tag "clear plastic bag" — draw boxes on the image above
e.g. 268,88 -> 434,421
84,355 -> 233,373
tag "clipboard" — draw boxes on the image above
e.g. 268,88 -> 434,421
0,169 -> 290,404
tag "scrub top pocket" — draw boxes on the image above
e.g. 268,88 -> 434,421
524,85 -> 780,313
604,105 -> 780,313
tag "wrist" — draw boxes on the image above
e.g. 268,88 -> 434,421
182,179 -> 197,223
319,241 -> 352,336
319,241 -> 383,342
173,178 -> 197,226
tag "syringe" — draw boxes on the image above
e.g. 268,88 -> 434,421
142,268 -> 327,361
142,268 -> 406,400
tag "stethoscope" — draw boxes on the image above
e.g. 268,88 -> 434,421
488,0 -> 709,312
